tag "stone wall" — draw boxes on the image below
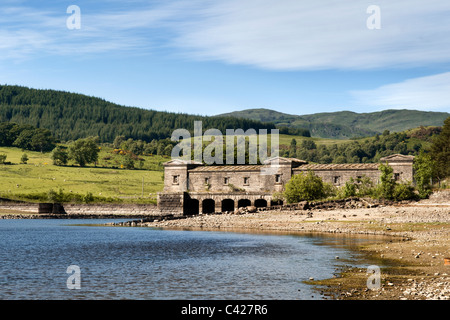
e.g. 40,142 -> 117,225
0,202 -> 39,213
64,203 -> 162,216
157,193 -> 184,215
188,168 -> 266,193
0,202 -> 163,217
293,165 -> 381,187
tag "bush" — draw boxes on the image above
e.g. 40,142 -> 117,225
283,171 -> 325,203
20,153 -> 28,164
340,178 -> 357,198
47,189 -> 64,203
52,146 -> 69,166
392,182 -> 417,201
377,163 -> 396,200
323,182 -> 337,198
413,151 -> 434,199
122,156 -> 135,169
356,176 -> 376,197
83,192 -> 95,203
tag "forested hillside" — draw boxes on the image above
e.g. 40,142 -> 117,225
281,126 -> 442,164
0,85 -> 276,143
218,108 -> 450,139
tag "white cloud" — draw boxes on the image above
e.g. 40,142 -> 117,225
350,72 -> 450,111
2,0 -> 450,71
0,2 -> 188,59
171,0 -> 450,70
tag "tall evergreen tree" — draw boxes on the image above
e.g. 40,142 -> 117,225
430,116 -> 450,182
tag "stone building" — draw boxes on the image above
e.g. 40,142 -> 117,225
158,154 -> 415,215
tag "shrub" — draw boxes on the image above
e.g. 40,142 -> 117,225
340,178 -> 357,198
20,153 -> 28,164
83,192 -> 95,203
283,171 -> 325,203
413,151 -> 434,199
392,182 -> 417,201
322,182 -> 337,198
377,163 -> 396,200
122,156 -> 135,169
356,176 -> 376,197
52,146 -> 69,166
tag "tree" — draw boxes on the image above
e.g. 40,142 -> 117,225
377,163 -> 396,200
30,128 -> 55,152
283,171 -> 325,203
13,129 -> 34,150
122,155 -> 135,169
12,128 -> 55,152
289,139 -> 297,158
414,150 -> 434,198
52,146 -> 69,166
68,138 -> 100,167
20,153 -> 29,164
113,135 -> 126,149
0,154 -> 7,164
430,116 -> 450,183
392,182 -> 416,201
301,140 -> 317,150
340,178 -> 357,198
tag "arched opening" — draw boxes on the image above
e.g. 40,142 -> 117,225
184,198 -> 199,216
237,199 -> 251,208
254,199 -> 267,208
271,199 -> 283,206
221,199 -> 235,212
202,199 -> 215,214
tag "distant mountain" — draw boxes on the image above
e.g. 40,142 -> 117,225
217,108 -> 450,139
0,85 -> 275,143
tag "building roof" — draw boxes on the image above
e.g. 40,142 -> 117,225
294,163 -> 380,171
163,159 -> 203,166
189,165 -> 263,172
263,157 -> 308,165
379,154 -> 415,162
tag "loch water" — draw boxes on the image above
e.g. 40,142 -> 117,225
0,219 -> 384,300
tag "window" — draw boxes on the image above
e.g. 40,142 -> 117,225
243,177 -> 250,185
394,173 -> 400,181
275,174 -> 282,183
172,175 -> 179,184
204,177 -> 210,185
224,177 -> 229,185
333,176 -> 340,184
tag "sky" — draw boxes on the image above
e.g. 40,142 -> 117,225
1,0 -> 450,116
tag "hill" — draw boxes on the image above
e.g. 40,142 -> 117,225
218,108 -> 450,139
0,85 -> 276,143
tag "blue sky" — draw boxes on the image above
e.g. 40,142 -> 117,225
1,0 -> 450,116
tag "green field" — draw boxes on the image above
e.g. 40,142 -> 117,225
198,133 -> 353,146
0,146 -> 166,203
277,134 -> 353,146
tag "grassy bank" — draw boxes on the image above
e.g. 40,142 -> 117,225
0,146 -> 165,203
